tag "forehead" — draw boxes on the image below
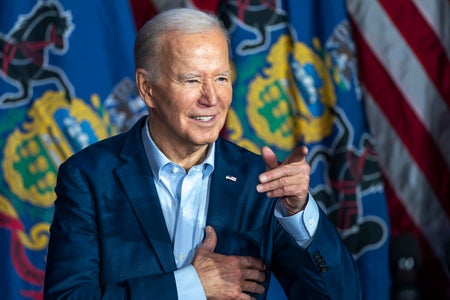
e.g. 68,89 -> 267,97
161,29 -> 229,64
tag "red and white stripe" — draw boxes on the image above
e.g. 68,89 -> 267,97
346,0 -> 450,290
143,0 -> 450,293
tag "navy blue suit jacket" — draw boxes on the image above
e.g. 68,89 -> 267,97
44,117 -> 361,299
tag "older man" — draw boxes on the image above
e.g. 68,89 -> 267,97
44,8 -> 361,300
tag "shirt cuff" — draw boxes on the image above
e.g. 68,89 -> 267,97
274,192 -> 320,247
174,265 -> 207,300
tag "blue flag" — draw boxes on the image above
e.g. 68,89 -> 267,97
218,0 -> 391,298
0,1 -> 146,298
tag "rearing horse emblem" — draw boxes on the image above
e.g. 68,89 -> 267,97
0,1 -> 74,107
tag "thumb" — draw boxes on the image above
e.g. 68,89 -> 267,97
261,146 -> 279,169
199,226 -> 217,253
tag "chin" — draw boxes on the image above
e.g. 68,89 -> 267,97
196,134 -> 220,145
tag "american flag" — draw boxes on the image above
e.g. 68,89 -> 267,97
137,0 -> 450,297
1,0 -> 446,299
347,0 -> 450,297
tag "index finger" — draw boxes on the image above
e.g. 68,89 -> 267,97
284,146 -> 308,165
238,256 -> 266,271
258,146 -> 308,183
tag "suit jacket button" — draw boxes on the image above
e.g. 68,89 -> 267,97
320,266 -> 329,272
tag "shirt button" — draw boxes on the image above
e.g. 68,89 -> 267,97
178,252 -> 185,261
308,218 -> 314,226
172,167 -> 178,174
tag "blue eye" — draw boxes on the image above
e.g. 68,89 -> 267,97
184,78 -> 200,85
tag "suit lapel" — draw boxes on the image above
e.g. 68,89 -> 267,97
115,118 -> 176,272
207,139 -> 245,225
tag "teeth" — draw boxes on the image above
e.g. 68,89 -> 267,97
194,116 -> 213,121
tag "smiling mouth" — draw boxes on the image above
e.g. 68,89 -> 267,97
193,116 -> 214,121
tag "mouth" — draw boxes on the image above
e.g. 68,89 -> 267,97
191,115 -> 215,122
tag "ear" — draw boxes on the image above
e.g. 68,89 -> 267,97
135,68 -> 155,108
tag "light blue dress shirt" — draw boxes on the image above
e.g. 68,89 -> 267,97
141,118 -> 319,299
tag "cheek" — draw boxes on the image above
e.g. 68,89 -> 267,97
156,89 -> 188,112
220,86 -> 233,107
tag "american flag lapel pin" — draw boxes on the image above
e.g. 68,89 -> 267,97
225,175 -> 237,182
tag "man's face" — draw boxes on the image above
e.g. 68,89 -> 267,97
146,29 -> 232,152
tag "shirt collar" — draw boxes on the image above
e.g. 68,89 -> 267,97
141,117 -> 215,180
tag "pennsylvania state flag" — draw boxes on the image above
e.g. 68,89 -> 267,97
216,0 -> 391,299
0,1 -> 146,299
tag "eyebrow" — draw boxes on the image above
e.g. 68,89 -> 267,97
218,71 -> 232,77
179,73 -> 199,80
179,71 -> 232,80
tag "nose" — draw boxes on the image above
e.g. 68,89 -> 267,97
199,81 -> 218,106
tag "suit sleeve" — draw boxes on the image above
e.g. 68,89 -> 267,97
271,208 -> 362,300
44,161 -> 178,300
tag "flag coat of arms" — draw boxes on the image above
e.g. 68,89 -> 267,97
190,0 -> 391,298
0,1 -> 146,299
